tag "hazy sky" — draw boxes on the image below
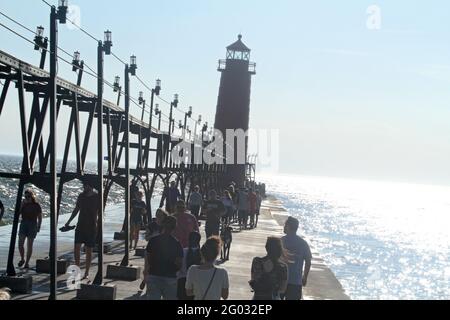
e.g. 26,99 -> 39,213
1,0 -> 450,186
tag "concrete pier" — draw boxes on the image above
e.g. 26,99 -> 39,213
0,198 -> 349,300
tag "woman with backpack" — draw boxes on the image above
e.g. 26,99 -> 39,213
177,231 -> 202,300
250,237 -> 288,300
185,236 -> 229,300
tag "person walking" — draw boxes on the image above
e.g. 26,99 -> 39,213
121,186 -> 139,232
177,231 -> 202,300
173,200 -> 199,249
140,208 -> 168,291
221,191 -> 234,226
161,181 -> 181,214
250,237 -> 288,300
145,215 -> 183,300
237,188 -> 249,230
145,208 -> 168,241
228,185 -> 238,223
130,190 -> 146,250
248,188 -> 257,229
64,182 -> 100,280
185,236 -> 229,300
17,189 -> 42,269
203,190 -> 225,239
188,186 -> 203,219
254,190 -> 263,228
281,217 -> 312,300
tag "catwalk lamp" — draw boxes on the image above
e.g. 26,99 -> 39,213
72,51 -> 81,72
113,76 -> 121,92
130,55 -> 137,75
103,30 -> 113,55
34,26 -> 45,51
155,79 -> 161,96
58,0 -> 68,24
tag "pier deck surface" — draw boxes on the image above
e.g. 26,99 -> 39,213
0,198 -> 349,300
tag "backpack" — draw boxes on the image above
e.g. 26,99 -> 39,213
249,258 -> 281,295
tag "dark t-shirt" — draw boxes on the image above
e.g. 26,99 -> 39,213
147,233 -> 183,278
204,199 -> 225,226
76,192 -> 99,234
131,199 -> 146,217
164,187 -> 181,207
21,202 -> 42,222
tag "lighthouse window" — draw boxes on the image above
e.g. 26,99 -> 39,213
234,51 -> 243,59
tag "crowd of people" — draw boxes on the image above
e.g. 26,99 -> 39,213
140,181 -> 311,301
6,180 -> 312,301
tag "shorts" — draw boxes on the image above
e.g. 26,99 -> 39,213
19,220 -> 38,239
75,228 -> 96,248
131,213 -> 143,226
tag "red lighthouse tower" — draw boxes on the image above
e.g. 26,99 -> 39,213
214,35 -> 256,187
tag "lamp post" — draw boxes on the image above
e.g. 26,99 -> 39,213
202,121 -> 208,146
104,30 -> 112,55
49,0 -> 68,301
34,26 -> 48,69
72,51 -> 81,71
186,125 -> 191,141
166,94 -> 178,169
155,104 -> 162,131
143,80 -> 162,199
34,26 -> 45,50
113,76 -> 122,105
147,79 -> 161,131
71,51 -> 84,86
121,55 -> 137,267
91,31 -> 112,286
183,106 -> 193,140
138,91 -> 146,170
139,91 -> 146,121
168,94 -> 179,134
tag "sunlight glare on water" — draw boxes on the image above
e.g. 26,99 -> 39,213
261,174 -> 450,300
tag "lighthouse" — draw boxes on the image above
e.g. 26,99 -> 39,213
214,35 -> 256,187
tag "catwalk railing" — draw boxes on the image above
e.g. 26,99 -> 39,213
0,46 -> 225,298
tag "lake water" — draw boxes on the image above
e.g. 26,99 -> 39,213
261,174 -> 450,300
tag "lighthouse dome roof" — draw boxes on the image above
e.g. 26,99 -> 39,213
226,34 -> 251,52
